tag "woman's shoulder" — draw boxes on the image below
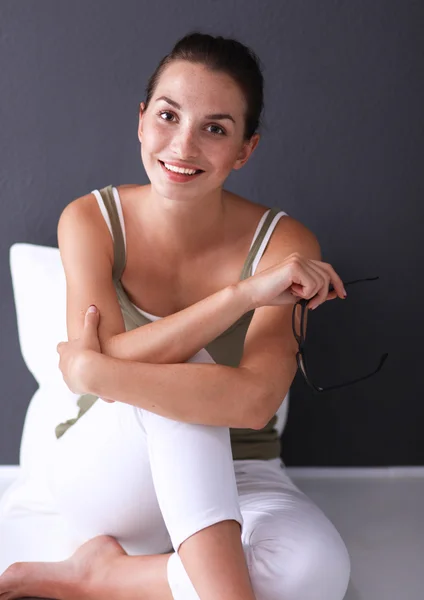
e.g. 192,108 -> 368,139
229,191 -> 320,262
225,189 -> 307,237
58,187 -> 115,262
64,183 -> 134,219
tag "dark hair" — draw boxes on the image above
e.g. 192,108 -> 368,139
143,32 -> 265,141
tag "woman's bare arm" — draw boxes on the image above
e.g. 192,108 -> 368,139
75,339 -> 266,428
59,195 -> 255,367
103,283 -> 254,364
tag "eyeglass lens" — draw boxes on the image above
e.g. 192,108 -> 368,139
293,276 -> 388,392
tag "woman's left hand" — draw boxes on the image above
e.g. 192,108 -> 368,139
56,305 -> 102,395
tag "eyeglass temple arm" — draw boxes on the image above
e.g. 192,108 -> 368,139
305,352 -> 389,393
328,276 -> 380,293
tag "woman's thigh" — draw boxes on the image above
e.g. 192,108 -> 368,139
237,459 -> 351,600
46,398 -> 243,557
46,399 -> 173,556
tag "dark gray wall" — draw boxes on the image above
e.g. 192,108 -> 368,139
1,1 -> 422,466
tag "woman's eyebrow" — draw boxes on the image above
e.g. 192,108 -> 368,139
155,96 -> 236,124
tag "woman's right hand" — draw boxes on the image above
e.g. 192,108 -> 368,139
240,252 -> 347,311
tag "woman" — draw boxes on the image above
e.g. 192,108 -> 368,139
0,33 -> 351,600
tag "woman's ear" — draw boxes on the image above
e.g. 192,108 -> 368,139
233,133 -> 261,170
138,102 -> 146,143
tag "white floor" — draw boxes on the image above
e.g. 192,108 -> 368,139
288,467 -> 424,600
1,466 -> 424,600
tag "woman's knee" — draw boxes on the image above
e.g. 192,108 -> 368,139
246,512 -> 351,600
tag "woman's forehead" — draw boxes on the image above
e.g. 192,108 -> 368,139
155,62 -> 245,112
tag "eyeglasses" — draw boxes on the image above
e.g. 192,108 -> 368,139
292,276 -> 389,393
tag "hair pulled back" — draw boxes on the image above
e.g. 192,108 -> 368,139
143,32 -> 265,141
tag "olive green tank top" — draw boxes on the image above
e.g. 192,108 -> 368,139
56,185 -> 289,460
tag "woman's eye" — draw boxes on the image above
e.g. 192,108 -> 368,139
157,111 -> 226,136
207,124 -> 226,136
159,111 -> 175,122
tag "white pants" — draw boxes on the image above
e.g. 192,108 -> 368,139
46,399 -> 351,600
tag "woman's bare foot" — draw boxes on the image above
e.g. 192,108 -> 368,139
0,535 -> 127,600
68,534 -> 128,597
0,558 -> 75,600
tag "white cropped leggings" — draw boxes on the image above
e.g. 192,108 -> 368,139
46,398 -> 351,600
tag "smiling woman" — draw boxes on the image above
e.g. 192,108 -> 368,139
0,32 -> 350,600
136,53 -> 263,215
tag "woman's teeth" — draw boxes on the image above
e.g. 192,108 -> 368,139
162,161 -> 201,175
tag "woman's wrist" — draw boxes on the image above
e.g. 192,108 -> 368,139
74,349 -> 103,395
233,279 -> 257,312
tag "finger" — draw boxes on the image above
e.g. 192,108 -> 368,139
57,342 -> 64,353
304,261 -> 347,310
308,272 -> 329,309
300,262 -> 332,309
288,256 -> 324,300
309,260 -> 347,299
84,305 -> 100,330
290,258 -> 328,307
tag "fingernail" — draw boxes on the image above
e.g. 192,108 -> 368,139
88,305 -> 97,313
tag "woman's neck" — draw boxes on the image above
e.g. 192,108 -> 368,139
136,185 -> 230,260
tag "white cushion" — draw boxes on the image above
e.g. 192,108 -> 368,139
4,244 -> 80,516
0,244 -> 87,573
275,394 -> 289,437
10,243 -> 68,388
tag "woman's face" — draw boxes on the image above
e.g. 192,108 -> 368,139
138,60 -> 259,200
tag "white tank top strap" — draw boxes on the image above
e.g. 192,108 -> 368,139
248,209 -> 271,251
91,187 -> 127,254
250,209 -> 289,276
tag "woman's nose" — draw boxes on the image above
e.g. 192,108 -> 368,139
171,127 -> 199,158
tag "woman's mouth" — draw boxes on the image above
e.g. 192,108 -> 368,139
158,160 -> 204,183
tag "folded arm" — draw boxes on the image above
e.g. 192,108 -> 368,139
103,283 -> 254,365
58,195 -> 320,429
58,194 -> 255,367
76,350 -> 266,428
